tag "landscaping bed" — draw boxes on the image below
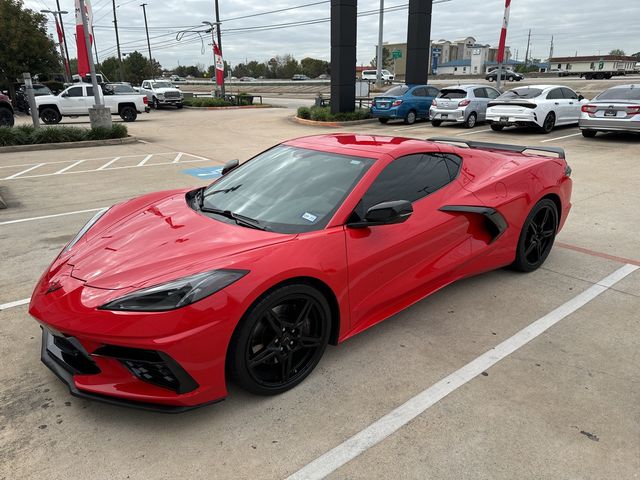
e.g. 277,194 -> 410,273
0,124 -> 128,147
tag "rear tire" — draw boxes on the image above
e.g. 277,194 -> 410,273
507,75 -> 514,81
119,106 -> 137,122
540,112 -> 556,133
463,112 -> 477,128
404,110 -> 417,125
431,120 -> 442,127
0,107 -> 14,127
378,118 -> 389,124
512,199 -> 558,272
39,107 -> 61,125
581,129 -> 597,138
490,124 -> 504,131
176,103 -> 183,109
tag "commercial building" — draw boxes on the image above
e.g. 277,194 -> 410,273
549,55 -> 638,75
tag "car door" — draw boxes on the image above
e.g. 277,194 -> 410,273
59,86 -> 85,114
561,87 -> 580,123
345,152 -> 474,333
410,87 -> 429,117
546,88 -> 567,123
473,87 -> 488,120
83,85 -> 101,110
481,87 -> 500,120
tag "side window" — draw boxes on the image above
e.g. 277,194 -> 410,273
547,88 -> 563,100
473,88 -> 487,98
412,87 -> 426,97
86,86 -> 93,97
561,88 -> 577,99
360,153 -> 458,213
142,82 -> 149,89
486,88 -> 500,99
67,87 -> 83,97
427,87 -> 439,97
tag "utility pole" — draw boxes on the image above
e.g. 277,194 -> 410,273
141,3 -> 154,78
93,35 -> 100,65
523,28 -> 531,68
55,0 -> 71,80
112,0 -> 124,80
214,0 -> 224,95
548,35 -> 554,72
375,0 -> 384,88
41,9 -> 70,82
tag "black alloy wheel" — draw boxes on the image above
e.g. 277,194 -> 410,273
229,284 -> 331,395
540,112 -> 555,133
581,129 -> 597,138
512,199 -> 558,272
40,107 -> 61,125
119,106 -> 137,122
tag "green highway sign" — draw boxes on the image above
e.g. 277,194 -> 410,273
392,49 -> 402,59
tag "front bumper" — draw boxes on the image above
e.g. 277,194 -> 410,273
158,98 -> 183,105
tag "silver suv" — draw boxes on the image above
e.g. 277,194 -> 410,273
430,85 -> 501,128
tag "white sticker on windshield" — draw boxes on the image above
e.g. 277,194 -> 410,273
350,160 -> 361,165
302,212 -> 318,223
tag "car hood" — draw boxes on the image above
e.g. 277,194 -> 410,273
66,190 -> 293,290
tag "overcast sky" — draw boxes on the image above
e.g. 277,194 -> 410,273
27,0 -> 639,70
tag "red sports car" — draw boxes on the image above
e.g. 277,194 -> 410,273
30,134 -> 572,412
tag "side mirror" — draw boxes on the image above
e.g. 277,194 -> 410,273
348,200 -> 413,228
221,159 -> 239,175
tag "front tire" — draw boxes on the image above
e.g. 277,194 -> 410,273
378,118 -> 389,124
228,283 -> 331,395
512,199 -> 558,272
39,107 -> 61,125
404,110 -> 417,125
540,112 -> 556,133
176,103 -> 184,109
152,97 -> 160,109
431,120 -> 442,127
490,124 -> 504,131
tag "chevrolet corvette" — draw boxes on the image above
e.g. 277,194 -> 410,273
30,134 -> 572,412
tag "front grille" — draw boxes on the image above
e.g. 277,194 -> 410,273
164,91 -> 180,99
46,330 -> 100,375
94,345 -> 198,394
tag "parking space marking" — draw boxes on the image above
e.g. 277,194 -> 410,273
557,242 -> 640,267
0,208 -> 104,226
0,152 -> 214,180
287,263 -> 639,480
540,132 -> 582,143
456,128 -> 492,136
392,125 -> 426,132
0,298 -> 30,311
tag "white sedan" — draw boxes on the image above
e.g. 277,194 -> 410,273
486,85 -> 588,133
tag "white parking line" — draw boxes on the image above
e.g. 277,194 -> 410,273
54,160 -> 85,175
4,163 -> 45,180
456,128 -> 492,136
172,152 -> 184,163
0,298 -> 30,311
96,157 -> 121,170
0,208 -> 103,226
540,132 -> 582,143
136,154 -> 153,167
286,263 -> 639,480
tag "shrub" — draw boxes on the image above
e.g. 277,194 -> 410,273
299,106 -> 370,122
0,124 -> 128,146
183,97 -> 233,108
297,106 -> 311,119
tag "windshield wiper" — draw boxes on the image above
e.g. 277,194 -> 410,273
200,204 -> 267,231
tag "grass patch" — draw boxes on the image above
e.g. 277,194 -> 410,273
183,97 -> 233,108
297,106 -> 371,122
0,124 -> 128,147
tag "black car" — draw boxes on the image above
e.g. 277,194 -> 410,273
0,93 -> 14,127
15,83 -> 53,113
102,82 -> 137,95
485,69 -> 524,82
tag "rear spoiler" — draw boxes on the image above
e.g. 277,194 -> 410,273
427,137 -> 565,159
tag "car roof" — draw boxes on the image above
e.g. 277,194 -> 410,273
510,84 -> 567,91
605,83 -> 640,89
441,84 -> 494,90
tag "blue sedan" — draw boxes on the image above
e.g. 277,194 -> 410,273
371,84 -> 440,125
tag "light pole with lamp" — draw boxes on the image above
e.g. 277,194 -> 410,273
41,9 -> 71,82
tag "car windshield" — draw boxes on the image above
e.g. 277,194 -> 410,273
438,89 -> 466,99
384,85 -> 410,96
497,88 -> 542,99
151,82 -> 173,88
596,87 -> 640,101
201,145 -> 374,233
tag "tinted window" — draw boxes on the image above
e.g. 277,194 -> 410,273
201,146 -> 373,234
412,87 -> 426,97
596,87 -> 640,101
561,88 -> 578,99
473,88 -> 488,98
384,85 -> 410,96
67,87 -> 83,97
438,89 -> 466,99
427,87 -> 439,97
142,82 -> 149,88
547,88 -> 564,100
498,88 -> 543,99
114,85 -> 135,94
360,153 -> 458,212
485,88 -> 500,99
86,87 -> 93,97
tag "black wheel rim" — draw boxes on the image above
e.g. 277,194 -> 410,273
246,294 -> 326,388
544,115 -> 554,131
523,205 -> 556,265
123,109 -> 134,121
42,111 -> 56,123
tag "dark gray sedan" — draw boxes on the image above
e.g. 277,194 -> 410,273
579,84 -> 640,137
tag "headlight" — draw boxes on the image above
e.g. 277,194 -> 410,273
99,269 -> 248,312
157,93 -> 165,99
62,207 -> 110,253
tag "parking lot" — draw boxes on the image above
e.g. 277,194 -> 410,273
1,105 -> 638,479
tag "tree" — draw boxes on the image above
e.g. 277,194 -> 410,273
370,47 -> 393,69
99,57 -> 120,82
301,57 -> 329,78
123,51 -> 151,85
0,0 -> 62,102
631,52 -> 639,58
609,49 -> 626,56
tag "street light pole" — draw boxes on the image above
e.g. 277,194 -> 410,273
375,0 -> 384,88
112,0 -> 124,81
140,3 -> 154,78
42,9 -> 71,82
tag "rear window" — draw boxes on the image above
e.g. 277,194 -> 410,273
438,89 -> 466,99
596,87 -> 640,101
384,85 -> 410,96
498,88 -> 543,100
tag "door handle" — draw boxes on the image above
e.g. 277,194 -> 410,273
554,102 -> 560,105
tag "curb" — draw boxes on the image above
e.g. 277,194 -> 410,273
291,116 -> 378,128
0,136 -> 138,154
183,105 -> 273,110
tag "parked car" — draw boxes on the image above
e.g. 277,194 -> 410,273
486,85 -> 588,133
485,69 -> 524,82
292,74 -> 310,81
72,73 -> 105,84
0,93 -> 14,127
30,133 -> 572,410
239,76 -> 256,82
361,69 -> 395,83
35,83 -> 149,124
102,82 -> 138,96
316,74 -> 330,80
371,84 -> 439,125
579,84 -> 640,137
138,79 -> 183,109
430,85 -> 501,128
170,75 -> 186,82
15,83 -> 53,113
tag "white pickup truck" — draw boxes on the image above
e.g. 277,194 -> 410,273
35,83 -> 149,124
137,79 -> 184,109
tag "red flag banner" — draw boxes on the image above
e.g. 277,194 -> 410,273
75,0 -> 94,77
214,41 -> 224,87
496,0 -> 511,64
